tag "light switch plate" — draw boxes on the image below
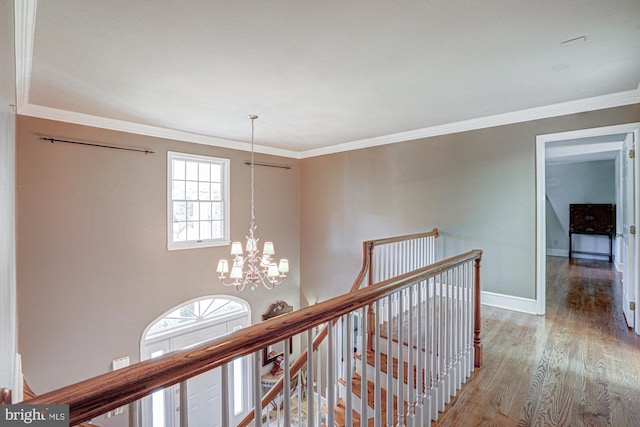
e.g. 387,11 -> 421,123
106,356 -> 130,418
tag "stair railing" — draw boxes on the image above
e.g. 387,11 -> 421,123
237,228 -> 440,426
22,231 -> 482,427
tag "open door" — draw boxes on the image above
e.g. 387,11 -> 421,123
621,133 -> 637,330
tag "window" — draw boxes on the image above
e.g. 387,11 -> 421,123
145,297 -> 247,339
168,152 -> 230,250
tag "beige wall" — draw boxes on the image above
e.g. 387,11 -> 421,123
299,105 -> 640,306
17,116 -> 300,393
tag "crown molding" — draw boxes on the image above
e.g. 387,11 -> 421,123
17,90 -> 639,160
299,88 -> 640,158
14,0 -> 37,109
18,103 -> 301,158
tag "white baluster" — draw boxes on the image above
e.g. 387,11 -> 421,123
336,316 -> 342,401
443,270 -> 451,406
307,329 -> 315,427
435,274 -> 443,419
456,267 -> 462,390
327,321 -> 335,427
415,283 -> 422,427
221,365 -> 229,427
397,290 -> 405,427
387,295 -> 393,427
253,351 -> 262,427
283,337 -> 291,426
375,300 -> 382,427
361,306 -> 369,427
179,381 -> 188,427
467,262 -> 475,375
468,261 -> 473,377
346,314 -> 353,427
317,336 -> 322,427
426,277 -> 434,423
130,401 -> 140,427
407,284 -> 415,427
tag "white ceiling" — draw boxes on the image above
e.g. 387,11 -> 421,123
13,0 -> 640,158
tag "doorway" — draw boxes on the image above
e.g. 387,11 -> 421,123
140,296 -> 252,427
535,123 -> 640,334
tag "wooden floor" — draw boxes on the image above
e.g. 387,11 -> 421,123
434,256 -> 640,427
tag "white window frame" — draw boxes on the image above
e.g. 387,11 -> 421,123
167,151 -> 230,250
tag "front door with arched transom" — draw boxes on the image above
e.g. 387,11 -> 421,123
140,296 -> 251,427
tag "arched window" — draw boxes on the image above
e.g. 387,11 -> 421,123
144,296 -> 248,340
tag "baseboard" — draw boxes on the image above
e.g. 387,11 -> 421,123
546,248 -> 568,257
481,291 -> 540,315
615,257 -> 623,272
547,248 -> 612,262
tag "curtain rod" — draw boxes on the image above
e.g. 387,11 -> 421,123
40,137 -> 155,154
244,161 -> 291,170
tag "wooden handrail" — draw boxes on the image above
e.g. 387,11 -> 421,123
25,249 -> 480,426
0,388 -> 11,405
366,227 -> 439,247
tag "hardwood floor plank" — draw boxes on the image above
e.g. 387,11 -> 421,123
432,256 -> 640,427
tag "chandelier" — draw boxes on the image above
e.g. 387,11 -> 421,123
216,115 -> 289,291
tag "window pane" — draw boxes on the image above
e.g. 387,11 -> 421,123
199,163 -> 210,181
172,181 -> 185,200
173,202 -> 186,221
186,161 -> 198,181
199,182 -> 210,201
211,183 -> 222,200
186,221 -> 199,240
212,202 -> 223,220
200,202 -> 212,220
168,153 -> 229,248
186,181 -> 198,200
212,221 -> 223,238
211,164 -> 222,182
173,222 -> 187,241
187,202 -> 199,221
173,160 -> 185,180
200,221 -> 212,240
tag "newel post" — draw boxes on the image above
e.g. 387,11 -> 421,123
366,242 -> 376,352
474,253 -> 483,367
0,388 -> 11,404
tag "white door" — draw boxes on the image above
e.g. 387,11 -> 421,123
622,133 -> 636,329
172,325 -> 226,427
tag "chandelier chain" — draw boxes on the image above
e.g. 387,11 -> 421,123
250,115 -> 255,225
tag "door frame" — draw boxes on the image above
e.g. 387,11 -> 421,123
535,122 -> 640,334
